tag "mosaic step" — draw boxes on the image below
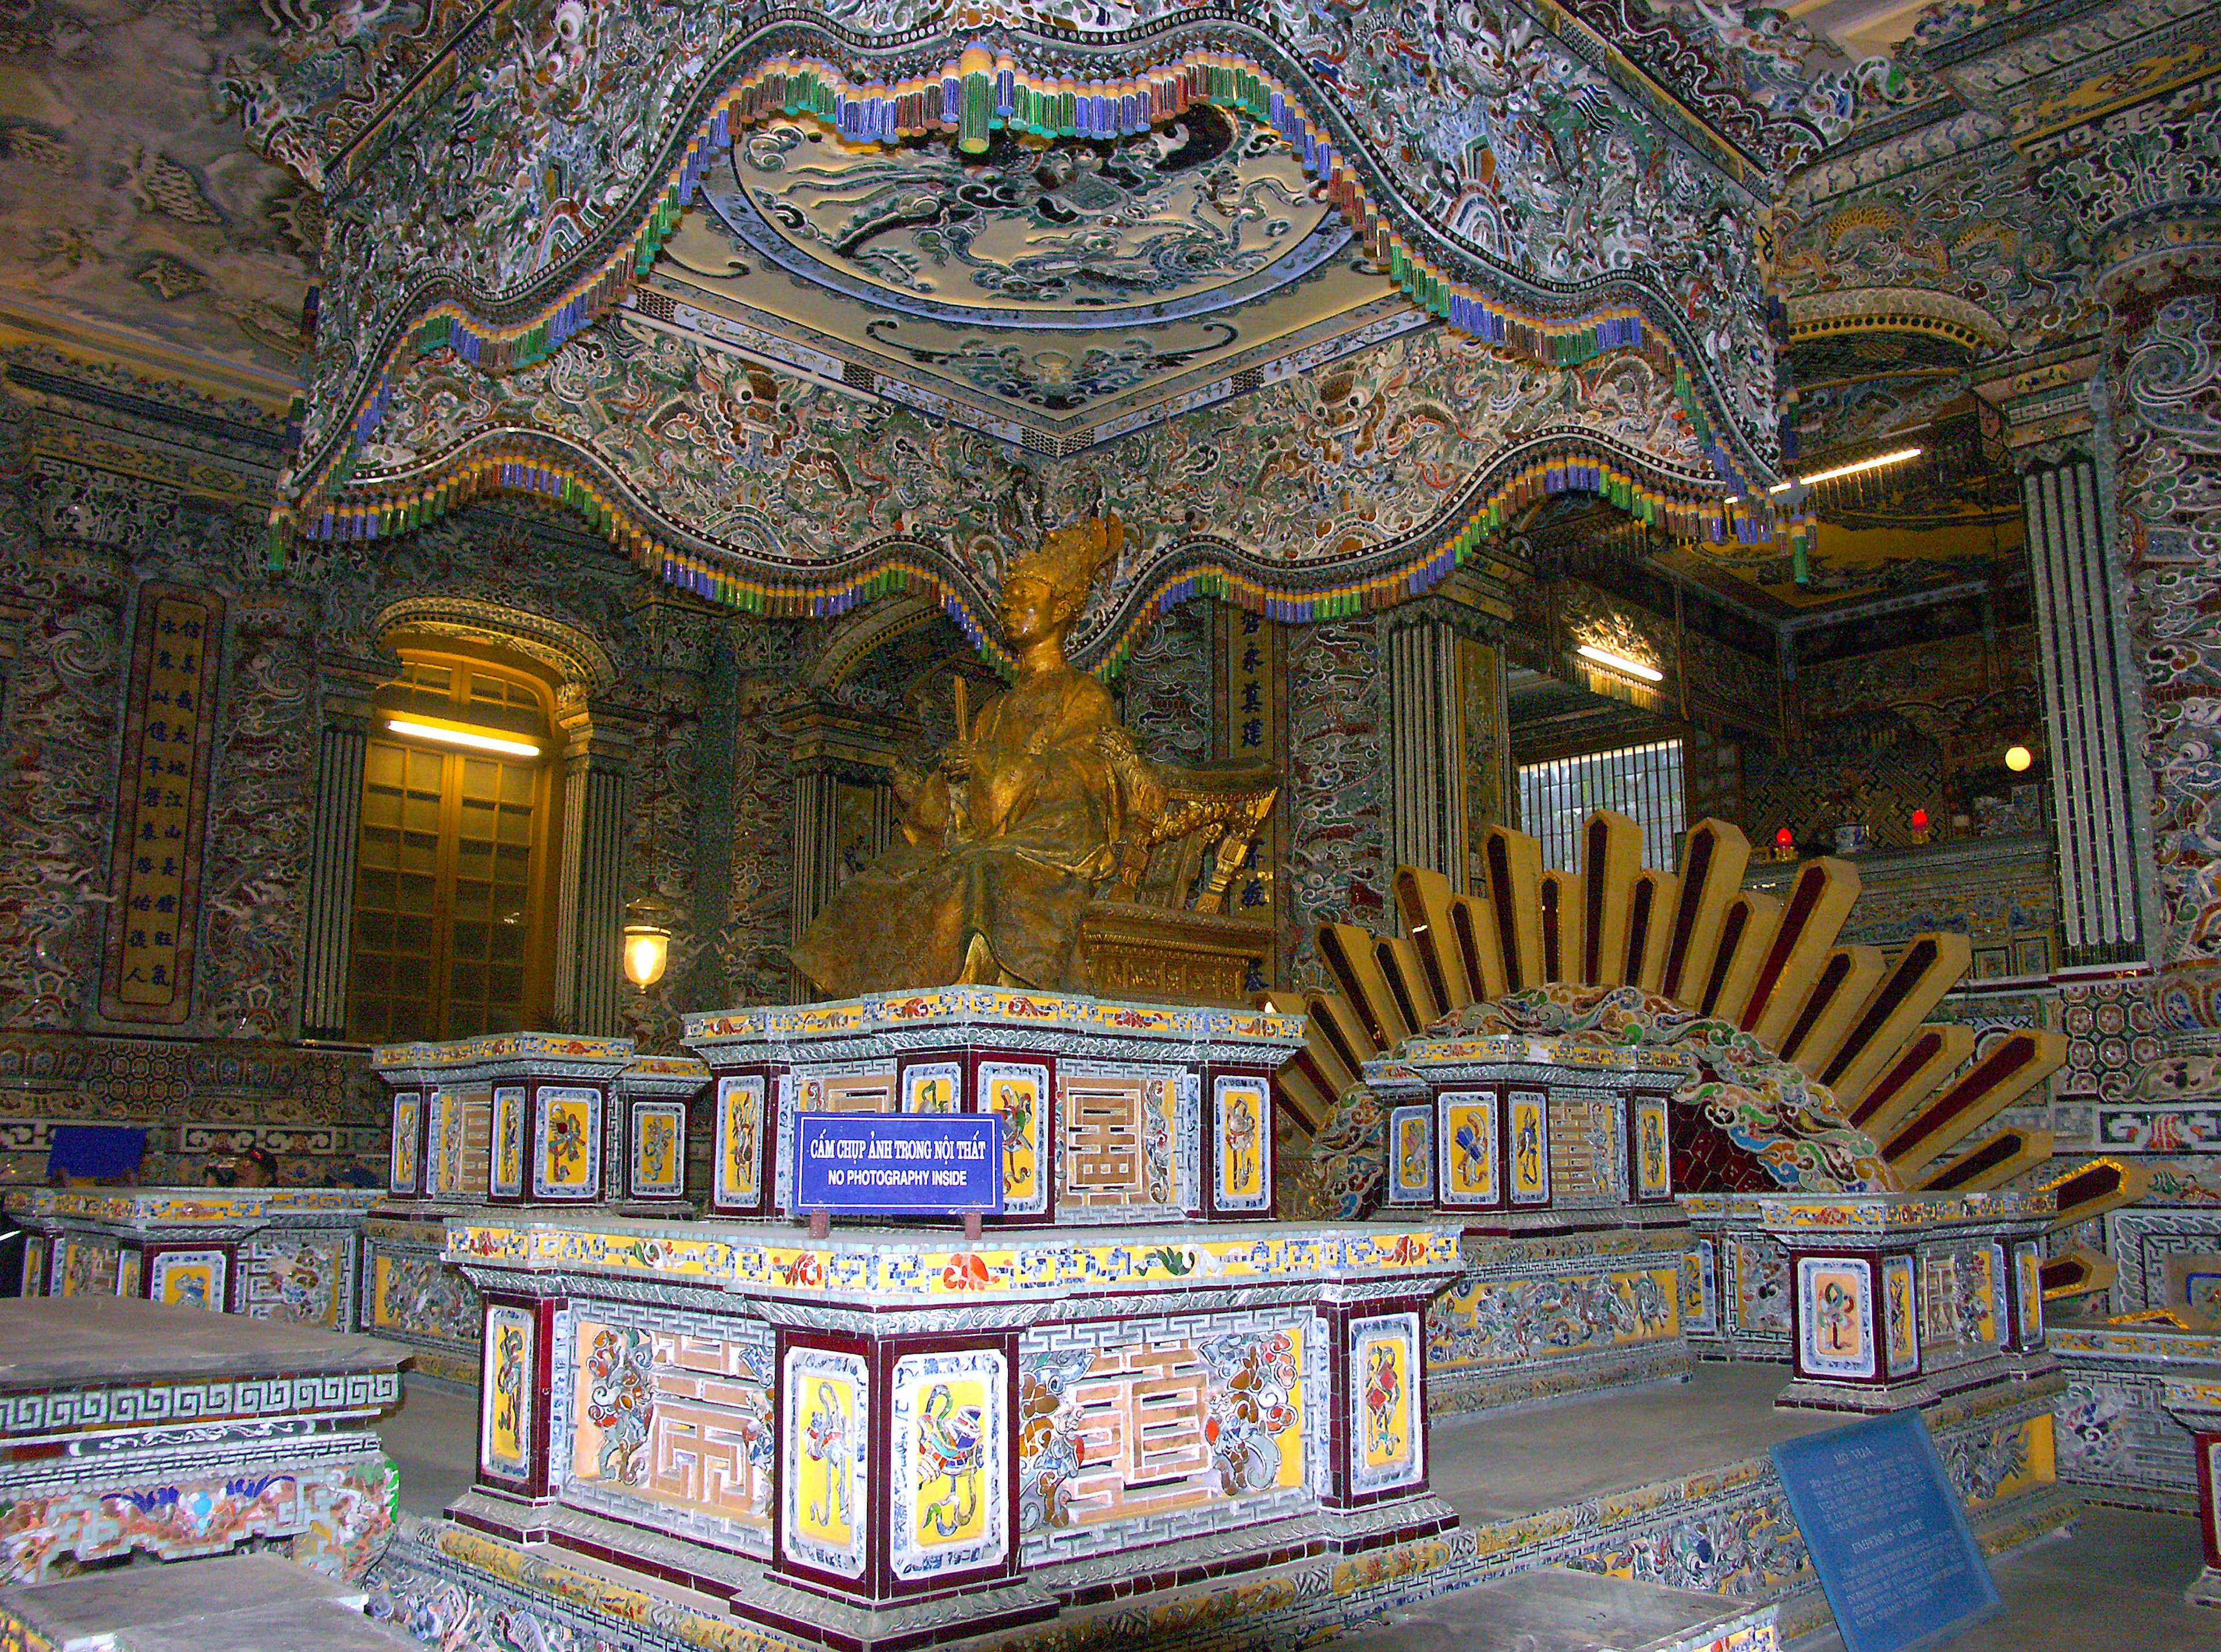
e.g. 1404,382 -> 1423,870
0,1296 -> 405,1587
0,1554 -> 415,1652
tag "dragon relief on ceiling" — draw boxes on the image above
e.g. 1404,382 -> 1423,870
657,105 -> 1393,424
228,0 -> 1842,489
720,106 -> 1333,312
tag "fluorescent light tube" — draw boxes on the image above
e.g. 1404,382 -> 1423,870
1577,644 -> 1664,683
386,717 -> 541,759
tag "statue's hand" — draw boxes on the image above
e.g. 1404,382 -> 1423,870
938,740 -> 975,780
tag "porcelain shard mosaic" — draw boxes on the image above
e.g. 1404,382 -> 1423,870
552,1301 -> 778,1558
445,1219 -> 1460,1300
1019,1307 -> 1320,1564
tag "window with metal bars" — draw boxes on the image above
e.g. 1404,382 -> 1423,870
1518,739 -> 1686,873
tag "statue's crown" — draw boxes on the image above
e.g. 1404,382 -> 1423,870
1008,514 -> 1123,609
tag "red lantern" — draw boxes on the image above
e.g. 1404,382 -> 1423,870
1911,809 -> 1929,831
1774,827 -> 1793,846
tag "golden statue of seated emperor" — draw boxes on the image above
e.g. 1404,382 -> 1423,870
790,517 -> 1278,1000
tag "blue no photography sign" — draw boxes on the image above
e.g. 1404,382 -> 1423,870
1772,1411 -> 2001,1652
793,1111 -> 1003,1215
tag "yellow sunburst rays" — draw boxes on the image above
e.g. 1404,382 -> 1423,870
1270,810 -> 2146,1236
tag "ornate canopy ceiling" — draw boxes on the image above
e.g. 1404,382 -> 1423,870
8,0 -> 2197,653
218,0 -> 1863,657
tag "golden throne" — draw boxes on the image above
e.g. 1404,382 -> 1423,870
1080,755 -> 1279,1007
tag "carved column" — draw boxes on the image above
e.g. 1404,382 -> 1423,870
298,648 -> 396,1041
780,702 -> 907,994
2020,442 -> 2157,968
1381,573 -> 1508,888
552,706 -> 636,1037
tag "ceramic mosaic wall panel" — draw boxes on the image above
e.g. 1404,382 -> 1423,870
1796,1258 -> 1874,1381
533,1086 -> 603,1200
1054,1064 -> 1195,1220
1509,1092 -> 1550,1206
1682,1241 -> 1718,1334
1731,1236 -> 1790,1338
62,1238 -> 115,1297
889,1348 -> 1009,1583
149,1248 -> 226,1311
1387,1105 -> 1433,1206
629,1101 -> 685,1197
571,1322 -> 655,1491
782,1346 -> 868,1579
364,1238 -> 482,1384
389,1092 -> 421,1193
1883,1256 -> 1919,1378
241,1233 -> 348,1328
1017,1311 -> 1314,1563
1428,1264 -> 1677,1376
424,1090 -> 455,1194
1350,1312 -> 1422,1495
429,1085 -> 490,1197
1213,1075 -> 1270,1213
116,1248 -> 141,1298
1437,1092 -> 1498,1208
1634,1097 -> 1672,1200
482,1305 -> 536,1484
490,1084 -> 526,1198
714,1075 -> 765,1208
981,1060 -> 1047,1216
1548,1089 -> 1616,1201
2105,1210 -> 2221,1317
556,1305 -> 777,1556
903,1061 -> 962,1115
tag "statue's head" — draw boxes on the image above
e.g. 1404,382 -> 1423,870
1002,515 -> 1121,646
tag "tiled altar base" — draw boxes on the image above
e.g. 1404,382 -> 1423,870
367,1364 -> 2083,1651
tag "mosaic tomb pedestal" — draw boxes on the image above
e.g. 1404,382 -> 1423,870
683,987 -> 1303,1225
5,1186 -> 378,1325
2051,1322 -> 2221,1513
0,1295 -> 403,1586
436,1214 -> 1463,1651
1363,1035 -> 1694,1414
361,1035 -> 703,1383
1688,1190 -> 2056,1413
2161,1373 -> 2221,1607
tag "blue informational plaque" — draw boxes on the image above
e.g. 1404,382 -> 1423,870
1771,1411 -> 2002,1652
792,1112 -> 1004,1215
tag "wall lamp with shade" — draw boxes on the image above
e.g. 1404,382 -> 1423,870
622,893 -> 679,991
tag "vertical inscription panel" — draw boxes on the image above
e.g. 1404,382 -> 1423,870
101,584 -> 224,1022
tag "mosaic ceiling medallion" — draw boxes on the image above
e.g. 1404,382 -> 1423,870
646,109 -> 1408,449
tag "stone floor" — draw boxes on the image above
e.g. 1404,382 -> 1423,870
372,1368 -> 2219,1649
1428,1365 -> 1833,1524
381,1376 -> 477,1518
